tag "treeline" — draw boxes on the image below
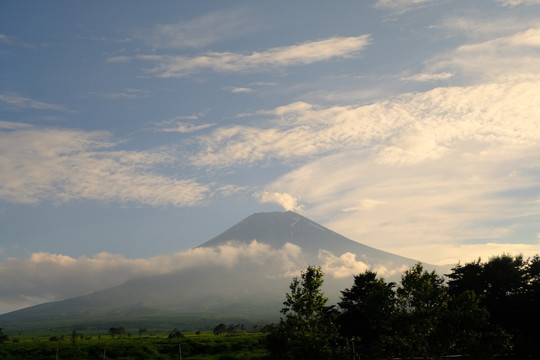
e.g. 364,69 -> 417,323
267,254 -> 540,360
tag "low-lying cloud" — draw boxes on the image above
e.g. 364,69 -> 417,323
0,241 -> 410,314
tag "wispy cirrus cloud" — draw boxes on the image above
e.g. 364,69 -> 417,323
401,72 -> 453,82
154,113 -> 214,133
158,121 -> 214,133
0,34 -> 13,44
135,35 -> 371,78
86,88 -> 149,100
426,26 -> 540,81
496,0 -> 540,6
138,9 -> 256,49
0,122 -> 209,206
375,0 -> 436,11
222,86 -> 255,94
0,93 -> 71,112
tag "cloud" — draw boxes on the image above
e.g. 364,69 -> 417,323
136,35 -> 371,77
0,239 -> 419,313
0,93 -> 71,112
192,75 -> 540,168
0,34 -> 13,44
319,250 -> 370,278
86,88 -> 149,100
158,122 -> 214,133
106,56 -> 131,63
401,72 -> 453,82
154,114 -> 214,133
0,122 -> 209,206
375,0 -> 436,11
222,86 -> 255,93
426,26 -> 540,81
254,191 -> 304,212
0,241 -> 304,313
388,241 -> 540,266
139,9 -> 256,49
437,16 -> 539,40
496,0 -> 540,6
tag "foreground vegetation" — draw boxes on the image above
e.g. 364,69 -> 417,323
268,254 -> 540,359
1,253 -> 538,359
0,331 -> 268,360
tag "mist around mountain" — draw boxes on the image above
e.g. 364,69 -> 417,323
0,211 -> 443,332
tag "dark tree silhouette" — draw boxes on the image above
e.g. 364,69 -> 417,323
213,323 -> 227,336
0,328 -> 9,343
338,270 -> 396,359
267,266 -> 345,360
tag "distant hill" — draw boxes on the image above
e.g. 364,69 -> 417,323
0,211 -> 439,333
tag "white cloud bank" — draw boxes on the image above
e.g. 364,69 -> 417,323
0,241 -> 404,314
0,122 -> 209,206
134,35 -> 371,78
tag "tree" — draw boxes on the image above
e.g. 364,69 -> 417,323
338,270 -> 396,359
169,328 -> 184,339
71,329 -> 79,343
0,328 -> 8,343
213,323 -> 227,336
442,290 -> 510,358
447,258 -> 484,296
393,263 -> 450,359
267,266 -> 346,360
108,326 -> 126,340
138,328 -> 146,339
447,254 -> 529,355
523,255 -> 540,353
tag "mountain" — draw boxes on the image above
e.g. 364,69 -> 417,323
201,211 -> 419,267
0,211 -> 436,333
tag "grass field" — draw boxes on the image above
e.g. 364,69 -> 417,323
0,331 -> 269,360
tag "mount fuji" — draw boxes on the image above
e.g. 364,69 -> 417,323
0,211 -> 437,332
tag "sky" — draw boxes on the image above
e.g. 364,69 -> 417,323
1,0 -> 540,313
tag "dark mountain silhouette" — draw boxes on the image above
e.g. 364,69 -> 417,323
0,211 -> 436,332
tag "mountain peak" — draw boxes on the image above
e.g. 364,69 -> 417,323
199,211 -> 329,249
198,211 -> 417,267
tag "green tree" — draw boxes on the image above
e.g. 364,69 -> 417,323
447,254 -> 530,355
393,263 -> 449,359
168,328 -> 184,339
442,290 -> 510,358
0,328 -> 8,343
213,323 -> 227,336
267,266 -> 345,360
338,270 -> 396,359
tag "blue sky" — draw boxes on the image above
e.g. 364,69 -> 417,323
1,0 -> 540,313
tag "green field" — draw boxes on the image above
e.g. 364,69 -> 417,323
0,332 -> 269,360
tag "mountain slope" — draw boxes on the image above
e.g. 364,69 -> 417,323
201,211 -> 418,266
0,211 -> 434,332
